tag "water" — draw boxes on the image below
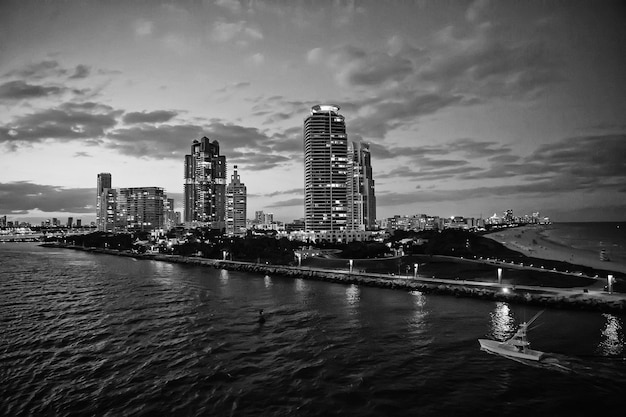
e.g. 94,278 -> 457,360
546,222 -> 626,263
1,243 -> 625,416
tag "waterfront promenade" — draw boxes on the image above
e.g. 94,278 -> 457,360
41,244 -> 626,312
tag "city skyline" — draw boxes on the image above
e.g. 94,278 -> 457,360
1,0 -> 626,223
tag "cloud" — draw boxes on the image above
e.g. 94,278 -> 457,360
210,20 -> 263,43
105,124 -> 206,159
419,3 -> 562,101
265,198 -> 303,208
0,182 -> 94,213
134,18 -> 154,36
69,64 -> 91,79
0,101 -> 121,146
123,110 -> 178,124
2,60 -> 67,79
214,81 -> 251,93
214,0 -> 242,14
248,53 -> 265,65
378,133 -> 626,205
264,188 -> 303,197
308,43 -> 419,88
230,153 -> 292,171
0,80 -> 64,100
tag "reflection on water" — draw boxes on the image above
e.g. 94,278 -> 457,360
295,278 -> 306,293
410,291 -> 426,309
345,284 -> 359,306
489,302 -> 515,341
219,269 -> 229,284
408,291 -> 428,332
152,261 -> 176,285
598,313 -> 624,356
264,275 -> 272,288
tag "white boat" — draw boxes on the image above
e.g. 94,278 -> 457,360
478,311 -> 545,361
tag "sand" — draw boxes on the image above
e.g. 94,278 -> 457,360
485,225 -> 626,275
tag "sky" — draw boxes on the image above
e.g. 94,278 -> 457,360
1,0 -> 625,225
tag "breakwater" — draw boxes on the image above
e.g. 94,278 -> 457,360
42,244 -> 626,312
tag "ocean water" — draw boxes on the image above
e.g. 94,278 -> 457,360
1,243 -> 626,416
544,222 -> 626,263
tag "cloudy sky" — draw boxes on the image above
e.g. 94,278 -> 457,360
1,0 -> 625,224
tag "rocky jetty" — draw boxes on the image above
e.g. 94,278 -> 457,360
41,244 -> 626,313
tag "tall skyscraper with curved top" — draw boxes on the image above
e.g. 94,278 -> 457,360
303,105 -> 348,232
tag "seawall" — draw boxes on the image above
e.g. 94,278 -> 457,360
43,244 -> 626,313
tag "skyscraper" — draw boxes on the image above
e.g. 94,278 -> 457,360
303,104 -> 348,232
226,165 -> 247,236
96,173 -> 115,232
347,141 -> 377,230
117,187 -> 166,231
184,137 -> 227,228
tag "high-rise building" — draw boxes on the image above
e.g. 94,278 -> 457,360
67,217 -> 73,228
303,104 -> 348,232
184,137 -> 227,228
101,188 -> 117,232
96,173 -> 112,231
347,141 -> 376,230
226,165 -> 247,236
164,198 -> 177,229
117,187 -> 166,231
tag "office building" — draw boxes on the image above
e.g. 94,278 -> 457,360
96,173 -> 112,231
303,104 -> 348,232
347,141 -> 376,230
184,137 -> 227,228
117,187 -> 166,231
225,165 -> 247,236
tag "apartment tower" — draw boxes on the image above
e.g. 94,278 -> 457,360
303,104 -> 348,232
347,142 -> 377,230
117,187 -> 166,231
96,173 -> 116,232
184,137 -> 227,228
225,165 -> 247,236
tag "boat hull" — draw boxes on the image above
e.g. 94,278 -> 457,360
478,339 -> 544,361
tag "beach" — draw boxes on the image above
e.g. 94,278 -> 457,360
485,224 -> 626,275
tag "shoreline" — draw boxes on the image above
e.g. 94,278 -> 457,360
40,243 -> 626,313
484,225 -> 626,275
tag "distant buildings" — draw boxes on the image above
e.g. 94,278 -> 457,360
184,137 -> 226,228
226,165 -> 247,236
95,173 -> 176,233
